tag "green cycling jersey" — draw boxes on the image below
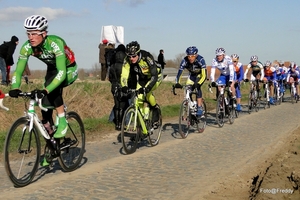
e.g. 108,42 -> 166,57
11,35 -> 77,93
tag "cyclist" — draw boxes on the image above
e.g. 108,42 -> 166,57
274,64 -> 286,99
120,41 -> 162,127
174,46 -> 207,116
210,47 -> 236,101
8,15 -> 78,166
231,54 -> 244,112
243,55 -> 264,98
287,61 -> 300,100
263,61 -> 276,104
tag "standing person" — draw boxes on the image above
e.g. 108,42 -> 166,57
8,15 -> 78,167
105,43 -> 115,81
0,35 -> 19,85
174,46 -> 207,117
231,54 -> 244,111
120,41 -> 162,127
157,49 -> 166,74
108,44 -> 127,130
99,39 -> 108,81
23,63 -> 31,84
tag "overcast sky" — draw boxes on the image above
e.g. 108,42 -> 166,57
1,0 -> 300,70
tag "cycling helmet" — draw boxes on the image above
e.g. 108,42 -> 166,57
250,55 -> 258,62
215,47 -> 225,56
290,61 -> 296,69
24,15 -> 48,31
278,60 -> 284,65
231,54 -> 239,60
186,46 -> 198,55
265,60 -> 271,67
126,41 -> 140,56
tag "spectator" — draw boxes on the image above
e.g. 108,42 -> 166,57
98,39 -> 108,81
105,43 -> 115,81
108,44 -> 128,130
0,35 -> 19,85
23,63 -> 31,84
157,49 -> 166,74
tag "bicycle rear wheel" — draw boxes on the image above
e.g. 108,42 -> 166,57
197,101 -> 207,133
216,95 -> 225,127
58,111 -> 85,172
4,117 -> 41,187
148,106 -> 162,146
178,100 -> 190,138
121,106 -> 139,154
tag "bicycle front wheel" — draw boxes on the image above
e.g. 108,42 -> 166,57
148,106 -> 162,146
4,117 -> 41,187
121,106 -> 139,154
216,95 -> 225,127
247,91 -> 253,114
58,111 -> 85,172
178,100 -> 190,138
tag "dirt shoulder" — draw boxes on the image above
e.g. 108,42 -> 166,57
196,125 -> 300,200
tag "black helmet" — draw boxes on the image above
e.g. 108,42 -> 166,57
126,41 -> 140,56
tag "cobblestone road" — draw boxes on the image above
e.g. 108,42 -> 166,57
0,102 -> 299,200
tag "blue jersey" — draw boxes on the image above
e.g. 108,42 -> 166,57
275,68 -> 285,81
175,54 -> 206,83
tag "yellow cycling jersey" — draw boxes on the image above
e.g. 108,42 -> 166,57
121,50 -> 161,90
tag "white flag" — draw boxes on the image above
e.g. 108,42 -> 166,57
101,25 -> 124,44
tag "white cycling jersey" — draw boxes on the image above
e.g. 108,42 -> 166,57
210,55 -> 234,82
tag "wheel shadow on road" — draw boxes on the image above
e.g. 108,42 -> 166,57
162,122 -> 210,139
29,150 -> 88,186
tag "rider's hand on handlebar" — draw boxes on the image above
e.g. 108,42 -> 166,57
244,79 -> 249,82
37,89 -> 48,99
138,87 -> 149,94
9,89 -> 22,98
174,83 -> 183,89
121,86 -> 128,93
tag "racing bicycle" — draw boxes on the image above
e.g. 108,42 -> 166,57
172,84 -> 207,138
120,89 -> 162,154
212,83 -> 235,127
290,81 -> 298,104
3,90 -> 85,187
245,79 -> 261,113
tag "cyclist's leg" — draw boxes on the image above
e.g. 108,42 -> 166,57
268,78 -> 275,104
235,82 -> 242,111
146,81 -> 161,124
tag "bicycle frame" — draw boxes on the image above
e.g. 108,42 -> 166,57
128,90 -> 149,135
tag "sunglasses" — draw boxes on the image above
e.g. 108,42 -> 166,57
26,31 -> 44,37
233,61 -> 238,63
128,55 -> 137,58
188,55 -> 196,58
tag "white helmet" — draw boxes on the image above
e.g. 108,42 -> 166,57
24,15 -> 48,31
265,60 -> 271,67
250,55 -> 258,62
231,54 -> 239,60
215,47 -> 225,56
